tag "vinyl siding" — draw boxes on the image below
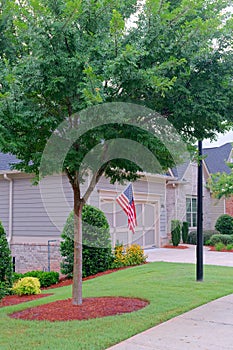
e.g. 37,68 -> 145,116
12,176 -> 73,238
5,172 -> 167,247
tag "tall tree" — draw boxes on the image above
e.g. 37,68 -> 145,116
0,0 -> 232,304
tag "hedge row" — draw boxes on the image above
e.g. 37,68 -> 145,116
187,230 -> 218,245
12,271 -> 59,287
209,234 -> 233,246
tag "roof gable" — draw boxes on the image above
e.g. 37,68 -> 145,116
203,142 -> 232,175
0,152 -> 20,171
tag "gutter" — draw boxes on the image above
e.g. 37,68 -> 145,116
3,174 -> 13,244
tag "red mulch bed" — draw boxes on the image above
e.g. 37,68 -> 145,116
2,266 -> 149,321
0,294 -> 53,307
209,246 -> 233,252
163,245 -> 189,249
9,297 -> 149,322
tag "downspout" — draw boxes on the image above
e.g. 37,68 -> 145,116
3,174 -> 13,244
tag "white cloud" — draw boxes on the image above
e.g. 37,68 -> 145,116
203,130 -> 233,148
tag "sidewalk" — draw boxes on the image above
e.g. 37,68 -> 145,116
107,245 -> 233,350
108,294 -> 233,350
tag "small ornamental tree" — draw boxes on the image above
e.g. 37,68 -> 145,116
0,221 -> 13,297
60,205 -> 113,278
182,222 -> 189,244
171,220 -> 181,247
215,214 -> 233,235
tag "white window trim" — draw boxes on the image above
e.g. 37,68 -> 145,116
186,196 -> 197,228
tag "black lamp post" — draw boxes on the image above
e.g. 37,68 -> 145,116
196,140 -> 203,281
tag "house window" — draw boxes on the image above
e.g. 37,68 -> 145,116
186,197 -> 197,227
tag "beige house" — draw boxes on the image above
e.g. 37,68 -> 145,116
0,143 -> 232,272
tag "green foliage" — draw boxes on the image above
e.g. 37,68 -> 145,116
12,277 -> 41,296
207,164 -> 233,199
215,214 -> 233,235
181,221 -> 189,244
12,271 -> 59,287
0,221 -> 13,292
0,0 -> 232,180
171,220 -> 181,246
112,244 -> 147,268
187,230 -> 218,245
0,282 -> 11,300
215,242 -> 225,252
60,205 -> 113,278
226,244 -> 233,251
209,234 -> 233,247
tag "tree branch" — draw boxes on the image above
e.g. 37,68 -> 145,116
83,163 -> 108,203
158,0 -> 164,14
65,167 -> 74,187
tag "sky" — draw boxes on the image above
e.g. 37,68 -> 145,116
203,130 -> 233,148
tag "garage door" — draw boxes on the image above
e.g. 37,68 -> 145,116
100,199 -> 160,248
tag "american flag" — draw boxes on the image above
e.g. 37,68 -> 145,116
116,184 -> 137,233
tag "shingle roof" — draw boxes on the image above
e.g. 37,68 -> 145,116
171,142 -> 233,179
170,160 -> 190,180
0,152 -> 20,171
203,143 -> 232,175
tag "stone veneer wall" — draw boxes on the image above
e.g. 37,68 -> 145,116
10,243 -> 62,273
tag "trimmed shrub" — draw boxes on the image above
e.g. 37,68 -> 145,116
60,205 -> 114,278
209,234 -> 233,246
0,221 -> 13,299
12,271 -> 59,287
171,220 -> 181,246
125,244 -> 147,266
182,222 -> 189,243
215,214 -> 233,235
12,277 -> 41,296
226,244 -> 233,251
112,244 -> 147,268
112,244 -> 127,268
187,230 -> 218,245
0,282 -> 11,300
215,242 -> 225,251
12,273 -> 24,284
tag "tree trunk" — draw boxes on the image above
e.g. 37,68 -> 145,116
72,189 -> 83,305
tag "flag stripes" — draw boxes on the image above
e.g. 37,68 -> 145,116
116,184 -> 137,233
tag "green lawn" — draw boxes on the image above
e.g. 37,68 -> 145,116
1,262 -> 233,350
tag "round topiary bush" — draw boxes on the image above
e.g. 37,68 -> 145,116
60,204 -> 113,278
12,277 -> 41,296
215,214 -> 233,235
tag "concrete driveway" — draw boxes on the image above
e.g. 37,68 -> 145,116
145,244 -> 233,267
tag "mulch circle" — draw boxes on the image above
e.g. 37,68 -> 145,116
9,297 -> 149,322
2,266 -> 149,321
162,245 -> 189,249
